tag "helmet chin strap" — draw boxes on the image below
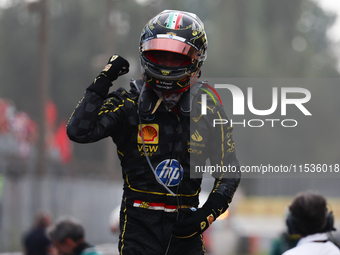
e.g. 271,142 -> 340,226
154,90 -> 183,111
138,83 -> 176,197
151,96 -> 164,114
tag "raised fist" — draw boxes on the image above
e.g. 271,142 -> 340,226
97,55 -> 130,83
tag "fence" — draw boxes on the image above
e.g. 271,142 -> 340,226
0,155 -> 123,252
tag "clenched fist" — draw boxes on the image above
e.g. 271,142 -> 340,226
96,55 -> 130,84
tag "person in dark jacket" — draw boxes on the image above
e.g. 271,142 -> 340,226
48,216 -> 104,255
22,212 -> 56,255
66,9 -> 241,255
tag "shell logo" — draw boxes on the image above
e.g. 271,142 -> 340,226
137,124 -> 159,144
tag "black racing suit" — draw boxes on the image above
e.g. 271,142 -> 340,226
67,79 -> 241,255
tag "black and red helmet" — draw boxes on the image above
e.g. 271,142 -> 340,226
139,10 -> 208,92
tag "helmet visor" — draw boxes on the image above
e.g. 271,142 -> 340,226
145,51 -> 192,66
142,38 -> 199,61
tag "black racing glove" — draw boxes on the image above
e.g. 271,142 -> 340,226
87,55 -> 129,98
99,55 -> 130,82
172,193 -> 229,238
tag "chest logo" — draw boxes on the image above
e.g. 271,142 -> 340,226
137,124 -> 159,144
155,159 -> 183,187
191,130 -> 203,142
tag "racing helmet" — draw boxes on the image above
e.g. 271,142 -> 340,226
139,10 -> 208,92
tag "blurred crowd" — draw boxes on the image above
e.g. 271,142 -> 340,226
0,98 -> 71,163
22,213 -> 105,255
0,98 -> 37,158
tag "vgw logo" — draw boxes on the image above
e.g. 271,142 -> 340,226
155,159 -> 183,186
200,84 -> 312,128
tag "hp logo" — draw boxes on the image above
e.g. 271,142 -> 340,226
155,159 -> 183,186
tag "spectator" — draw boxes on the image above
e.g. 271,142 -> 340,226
22,212 -> 56,255
283,191 -> 340,255
48,216 -> 104,255
269,231 -> 299,255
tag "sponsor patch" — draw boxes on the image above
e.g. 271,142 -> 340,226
155,159 -> 183,186
103,64 -> 112,72
200,221 -> 206,230
133,200 -> 187,212
191,130 -> 203,142
137,124 -> 159,144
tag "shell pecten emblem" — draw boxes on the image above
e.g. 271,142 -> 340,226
137,124 -> 159,144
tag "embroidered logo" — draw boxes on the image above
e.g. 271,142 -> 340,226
191,130 -> 203,142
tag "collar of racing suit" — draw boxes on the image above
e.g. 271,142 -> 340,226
153,90 -> 183,112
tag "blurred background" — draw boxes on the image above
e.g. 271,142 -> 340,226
0,0 -> 340,254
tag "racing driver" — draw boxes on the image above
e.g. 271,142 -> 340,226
67,10 -> 241,255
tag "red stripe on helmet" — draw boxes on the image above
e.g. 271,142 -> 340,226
175,12 -> 184,29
